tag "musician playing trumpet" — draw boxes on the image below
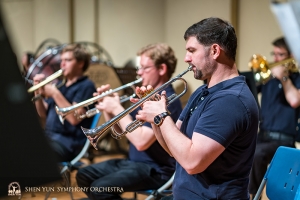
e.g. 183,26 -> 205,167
76,43 -> 183,200
133,17 -> 259,199
249,37 -> 300,199
33,44 -> 96,162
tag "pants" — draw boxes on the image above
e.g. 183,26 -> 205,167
48,139 -> 76,162
76,158 -> 168,200
249,133 -> 295,195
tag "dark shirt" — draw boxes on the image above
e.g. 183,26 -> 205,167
175,76 -> 259,199
129,84 -> 182,180
257,72 -> 300,136
45,76 -> 96,155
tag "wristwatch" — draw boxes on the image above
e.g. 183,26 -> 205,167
282,76 -> 288,82
154,112 -> 170,127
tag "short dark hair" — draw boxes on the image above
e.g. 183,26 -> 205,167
272,37 -> 291,56
137,43 -> 177,78
184,17 -> 237,61
61,44 -> 91,72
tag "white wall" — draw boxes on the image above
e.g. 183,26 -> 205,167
0,0 -> 287,98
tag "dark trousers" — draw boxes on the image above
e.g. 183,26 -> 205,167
48,139 -> 76,162
249,131 -> 295,195
76,158 -> 168,200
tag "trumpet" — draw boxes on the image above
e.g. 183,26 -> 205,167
58,93 -> 136,124
56,78 -> 143,120
81,65 -> 192,150
27,69 -> 65,102
248,54 -> 298,84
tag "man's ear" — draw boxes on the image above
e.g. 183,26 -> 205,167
77,60 -> 84,70
211,44 -> 221,59
158,63 -> 167,76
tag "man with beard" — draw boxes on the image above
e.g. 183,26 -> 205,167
134,17 -> 260,199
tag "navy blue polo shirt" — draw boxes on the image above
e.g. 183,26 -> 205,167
129,84 -> 182,180
175,76 -> 259,199
258,72 -> 300,136
45,76 -> 96,155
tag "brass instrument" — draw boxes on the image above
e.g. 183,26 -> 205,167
248,54 -> 298,84
27,69 -> 64,93
58,93 -> 136,124
27,69 -> 65,101
81,65 -> 192,150
56,78 -> 143,121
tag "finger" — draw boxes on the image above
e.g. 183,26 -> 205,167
161,90 -> 167,100
130,97 -> 139,103
146,85 -> 153,92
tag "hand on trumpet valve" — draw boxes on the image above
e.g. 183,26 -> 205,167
94,84 -> 124,115
135,87 -> 168,124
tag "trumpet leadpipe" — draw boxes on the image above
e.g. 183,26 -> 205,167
78,93 -> 136,120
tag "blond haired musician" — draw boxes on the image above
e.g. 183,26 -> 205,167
33,44 -> 96,162
76,43 -> 182,200
249,37 -> 300,199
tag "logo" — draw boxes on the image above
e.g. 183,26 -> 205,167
8,182 -> 21,198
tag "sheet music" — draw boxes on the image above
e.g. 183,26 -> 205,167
270,0 -> 300,65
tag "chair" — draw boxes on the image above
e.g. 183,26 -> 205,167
45,113 -> 101,200
128,172 -> 175,200
144,172 -> 175,200
254,146 -> 300,200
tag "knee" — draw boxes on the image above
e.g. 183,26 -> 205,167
76,168 -> 88,187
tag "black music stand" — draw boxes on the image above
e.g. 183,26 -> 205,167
0,12 -> 61,197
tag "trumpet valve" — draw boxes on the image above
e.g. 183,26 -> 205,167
80,108 -> 99,119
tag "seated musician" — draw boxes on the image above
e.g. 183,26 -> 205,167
133,17 -> 259,200
76,43 -> 182,200
33,44 -> 96,162
249,37 -> 300,199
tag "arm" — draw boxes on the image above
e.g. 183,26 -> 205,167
150,119 -> 183,157
158,116 -> 225,174
137,94 -> 225,174
272,66 -> 300,108
95,86 -> 156,151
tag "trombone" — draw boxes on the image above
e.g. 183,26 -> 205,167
27,69 -> 65,101
81,65 -> 192,150
56,78 -> 143,121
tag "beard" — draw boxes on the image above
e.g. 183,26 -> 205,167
194,50 -> 214,80
194,68 -> 203,80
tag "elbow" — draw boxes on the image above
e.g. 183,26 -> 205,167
135,143 -> 149,151
289,99 -> 300,109
184,166 -> 204,175
182,160 -> 207,175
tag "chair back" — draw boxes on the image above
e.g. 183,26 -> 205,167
265,146 -> 300,200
